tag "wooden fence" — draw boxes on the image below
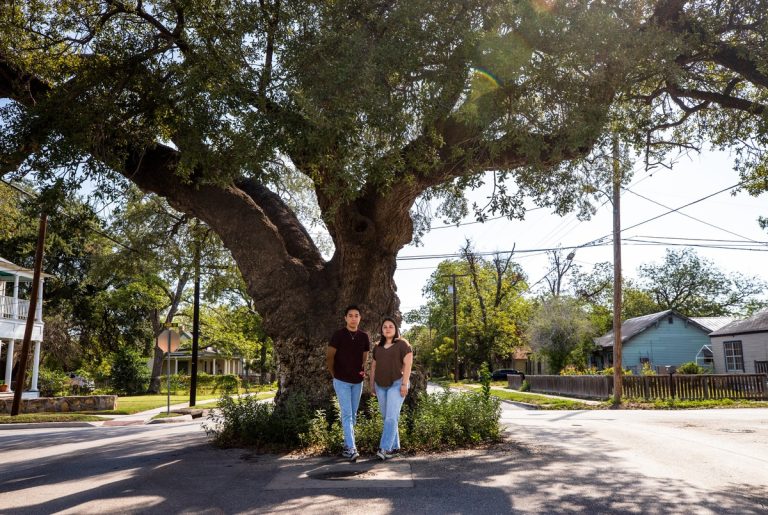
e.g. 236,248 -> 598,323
513,374 -> 768,401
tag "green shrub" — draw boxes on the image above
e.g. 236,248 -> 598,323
479,362 -> 491,399
640,362 -> 657,376
520,379 -> 530,392
559,365 -> 600,376
601,367 -> 634,376
207,392 -> 313,449
109,347 -> 151,395
37,368 -> 70,397
677,361 -> 707,374
159,373 -> 242,395
208,390 -> 501,454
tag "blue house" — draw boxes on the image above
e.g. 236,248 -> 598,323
594,310 -> 733,373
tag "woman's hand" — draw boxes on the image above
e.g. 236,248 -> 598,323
400,382 -> 408,398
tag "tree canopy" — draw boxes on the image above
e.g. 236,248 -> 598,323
3,0 -> 768,406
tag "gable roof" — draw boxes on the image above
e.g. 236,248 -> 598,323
690,317 -> 735,333
595,310 -> 712,348
709,309 -> 768,337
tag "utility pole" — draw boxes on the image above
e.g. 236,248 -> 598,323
442,273 -> 469,381
611,135 -> 623,404
451,274 -> 459,381
11,213 -> 47,416
189,241 -> 201,407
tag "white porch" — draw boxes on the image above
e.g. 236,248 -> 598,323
160,348 -> 245,376
0,257 -> 47,398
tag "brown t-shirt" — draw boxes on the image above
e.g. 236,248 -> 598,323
372,339 -> 413,387
329,328 -> 370,384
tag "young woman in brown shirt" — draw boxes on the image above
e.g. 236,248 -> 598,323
370,317 -> 413,460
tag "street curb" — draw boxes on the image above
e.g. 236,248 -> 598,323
147,414 -> 194,424
0,421 -> 102,430
499,400 -> 540,410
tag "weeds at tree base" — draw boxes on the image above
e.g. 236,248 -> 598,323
207,390 -> 502,454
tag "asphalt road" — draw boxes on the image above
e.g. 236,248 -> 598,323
1,404 -> 767,514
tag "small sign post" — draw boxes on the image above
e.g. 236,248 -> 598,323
156,323 -> 181,415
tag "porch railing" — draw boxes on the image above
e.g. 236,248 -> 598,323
0,295 -> 30,320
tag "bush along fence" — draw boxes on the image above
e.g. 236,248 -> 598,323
508,374 -> 768,401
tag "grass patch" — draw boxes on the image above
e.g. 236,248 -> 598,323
452,384 -> 597,410
0,413 -> 104,424
618,398 -> 768,409
152,412 -> 183,419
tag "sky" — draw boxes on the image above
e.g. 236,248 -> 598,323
393,149 -> 768,319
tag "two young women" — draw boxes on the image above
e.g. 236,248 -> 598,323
326,306 -> 412,461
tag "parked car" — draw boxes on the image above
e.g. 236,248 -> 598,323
491,369 -> 525,381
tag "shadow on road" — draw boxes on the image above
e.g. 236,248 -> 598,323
0,422 -> 766,514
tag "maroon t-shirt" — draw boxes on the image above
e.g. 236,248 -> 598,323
329,328 -> 370,384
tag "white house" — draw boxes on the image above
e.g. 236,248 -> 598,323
709,309 -> 768,375
0,257 -> 48,398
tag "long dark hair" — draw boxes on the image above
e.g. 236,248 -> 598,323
378,317 -> 400,347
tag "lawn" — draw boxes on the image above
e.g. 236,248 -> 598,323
0,413 -> 104,424
450,383 -> 600,410
96,391 -> 277,415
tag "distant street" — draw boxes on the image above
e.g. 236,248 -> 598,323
1,406 -> 767,514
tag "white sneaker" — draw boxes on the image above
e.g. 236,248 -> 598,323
376,449 -> 394,461
342,448 -> 359,462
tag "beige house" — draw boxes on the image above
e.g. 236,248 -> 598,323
709,310 -> 768,375
154,332 -> 245,376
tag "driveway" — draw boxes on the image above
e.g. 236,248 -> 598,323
0,406 -> 766,513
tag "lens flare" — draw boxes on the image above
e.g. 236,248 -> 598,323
471,66 -> 502,89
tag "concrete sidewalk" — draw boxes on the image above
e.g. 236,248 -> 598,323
0,392 -> 266,430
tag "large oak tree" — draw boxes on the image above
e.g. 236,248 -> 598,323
3,1 -> 764,407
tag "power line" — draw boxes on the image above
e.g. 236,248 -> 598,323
622,186 -> 762,244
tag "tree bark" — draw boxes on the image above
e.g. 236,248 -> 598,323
148,272 -> 189,393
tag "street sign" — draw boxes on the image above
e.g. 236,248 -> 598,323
156,329 -> 181,353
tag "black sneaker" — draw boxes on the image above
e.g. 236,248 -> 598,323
376,449 -> 395,461
342,448 -> 359,462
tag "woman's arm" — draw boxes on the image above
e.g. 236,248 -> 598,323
370,357 -> 377,396
400,352 -> 413,398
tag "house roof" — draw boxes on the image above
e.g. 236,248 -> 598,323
709,309 -> 768,337
595,310 -> 712,348
689,316 -> 735,332
0,257 -> 52,280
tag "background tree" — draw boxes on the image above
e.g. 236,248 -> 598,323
526,296 -> 597,374
406,247 -> 531,378
637,248 -> 767,316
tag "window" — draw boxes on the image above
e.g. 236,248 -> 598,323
724,341 -> 745,372
668,316 -> 673,324
639,357 -> 650,364
756,361 -> 768,375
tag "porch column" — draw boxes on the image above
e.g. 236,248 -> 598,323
12,275 -> 19,319
174,358 -> 178,375
212,359 -> 217,375
4,339 -> 14,390
31,341 -> 41,391
35,279 -> 43,321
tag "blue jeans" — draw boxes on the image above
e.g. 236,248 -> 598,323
333,378 -> 363,451
375,378 -> 406,452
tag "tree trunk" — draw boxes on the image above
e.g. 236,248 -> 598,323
148,273 -> 189,393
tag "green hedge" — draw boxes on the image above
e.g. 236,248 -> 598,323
208,390 -> 502,453
158,373 -> 241,395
